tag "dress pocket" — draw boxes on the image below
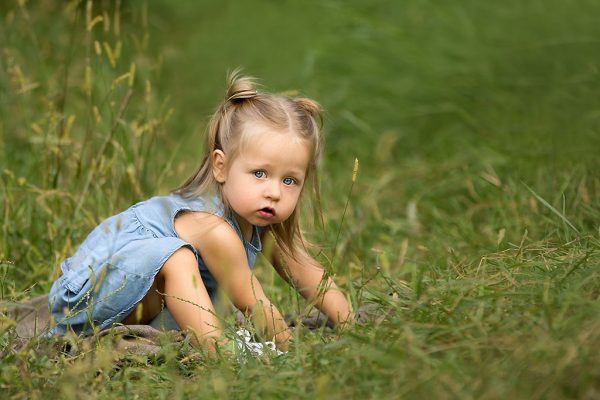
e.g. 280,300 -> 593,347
60,264 -> 92,294
59,254 -> 108,297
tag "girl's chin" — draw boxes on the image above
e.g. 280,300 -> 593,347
252,219 -> 276,227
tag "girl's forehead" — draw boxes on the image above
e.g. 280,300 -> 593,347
236,127 -> 311,172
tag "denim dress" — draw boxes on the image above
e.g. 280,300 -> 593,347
48,193 -> 262,336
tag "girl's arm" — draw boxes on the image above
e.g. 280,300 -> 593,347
266,236 -> 352,327
179,213 -> 292,350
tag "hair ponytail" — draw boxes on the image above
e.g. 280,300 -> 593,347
295,98 -> 323,125
225,72 -> 258,103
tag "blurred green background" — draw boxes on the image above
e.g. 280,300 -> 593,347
151,0 -> 600,167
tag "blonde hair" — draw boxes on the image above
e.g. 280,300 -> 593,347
175,71 -> 323,259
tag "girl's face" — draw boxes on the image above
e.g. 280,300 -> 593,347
212,122 -> 311,239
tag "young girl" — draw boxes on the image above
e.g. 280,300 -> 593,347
48,72 -> 351,352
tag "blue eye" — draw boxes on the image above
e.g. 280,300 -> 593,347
283,177 -> 296,186
254,170 -> 266,179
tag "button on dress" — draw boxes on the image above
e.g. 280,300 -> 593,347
48,193 -> 262,336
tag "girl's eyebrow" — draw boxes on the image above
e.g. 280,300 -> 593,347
248,162 -> 306,177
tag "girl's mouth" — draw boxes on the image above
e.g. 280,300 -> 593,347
258,207 -> 275,218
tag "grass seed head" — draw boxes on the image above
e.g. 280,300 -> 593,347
352,158 -> 359,183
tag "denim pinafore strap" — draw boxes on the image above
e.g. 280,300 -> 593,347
48,193 -> 262,336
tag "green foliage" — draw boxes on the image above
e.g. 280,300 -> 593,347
1,0 -> 599,398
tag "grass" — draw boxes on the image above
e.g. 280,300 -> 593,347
1,0 -> 600,398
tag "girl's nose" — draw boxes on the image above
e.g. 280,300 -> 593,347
264,180 -> 281,200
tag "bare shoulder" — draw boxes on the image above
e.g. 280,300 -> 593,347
174,211 -> 242,252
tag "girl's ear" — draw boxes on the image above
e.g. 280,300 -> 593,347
212,150 -> 227,183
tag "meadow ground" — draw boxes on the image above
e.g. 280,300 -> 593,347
1,1 -> 599,398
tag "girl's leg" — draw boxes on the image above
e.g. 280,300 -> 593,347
122,247 -> 222,347
121,278 -> 164,324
